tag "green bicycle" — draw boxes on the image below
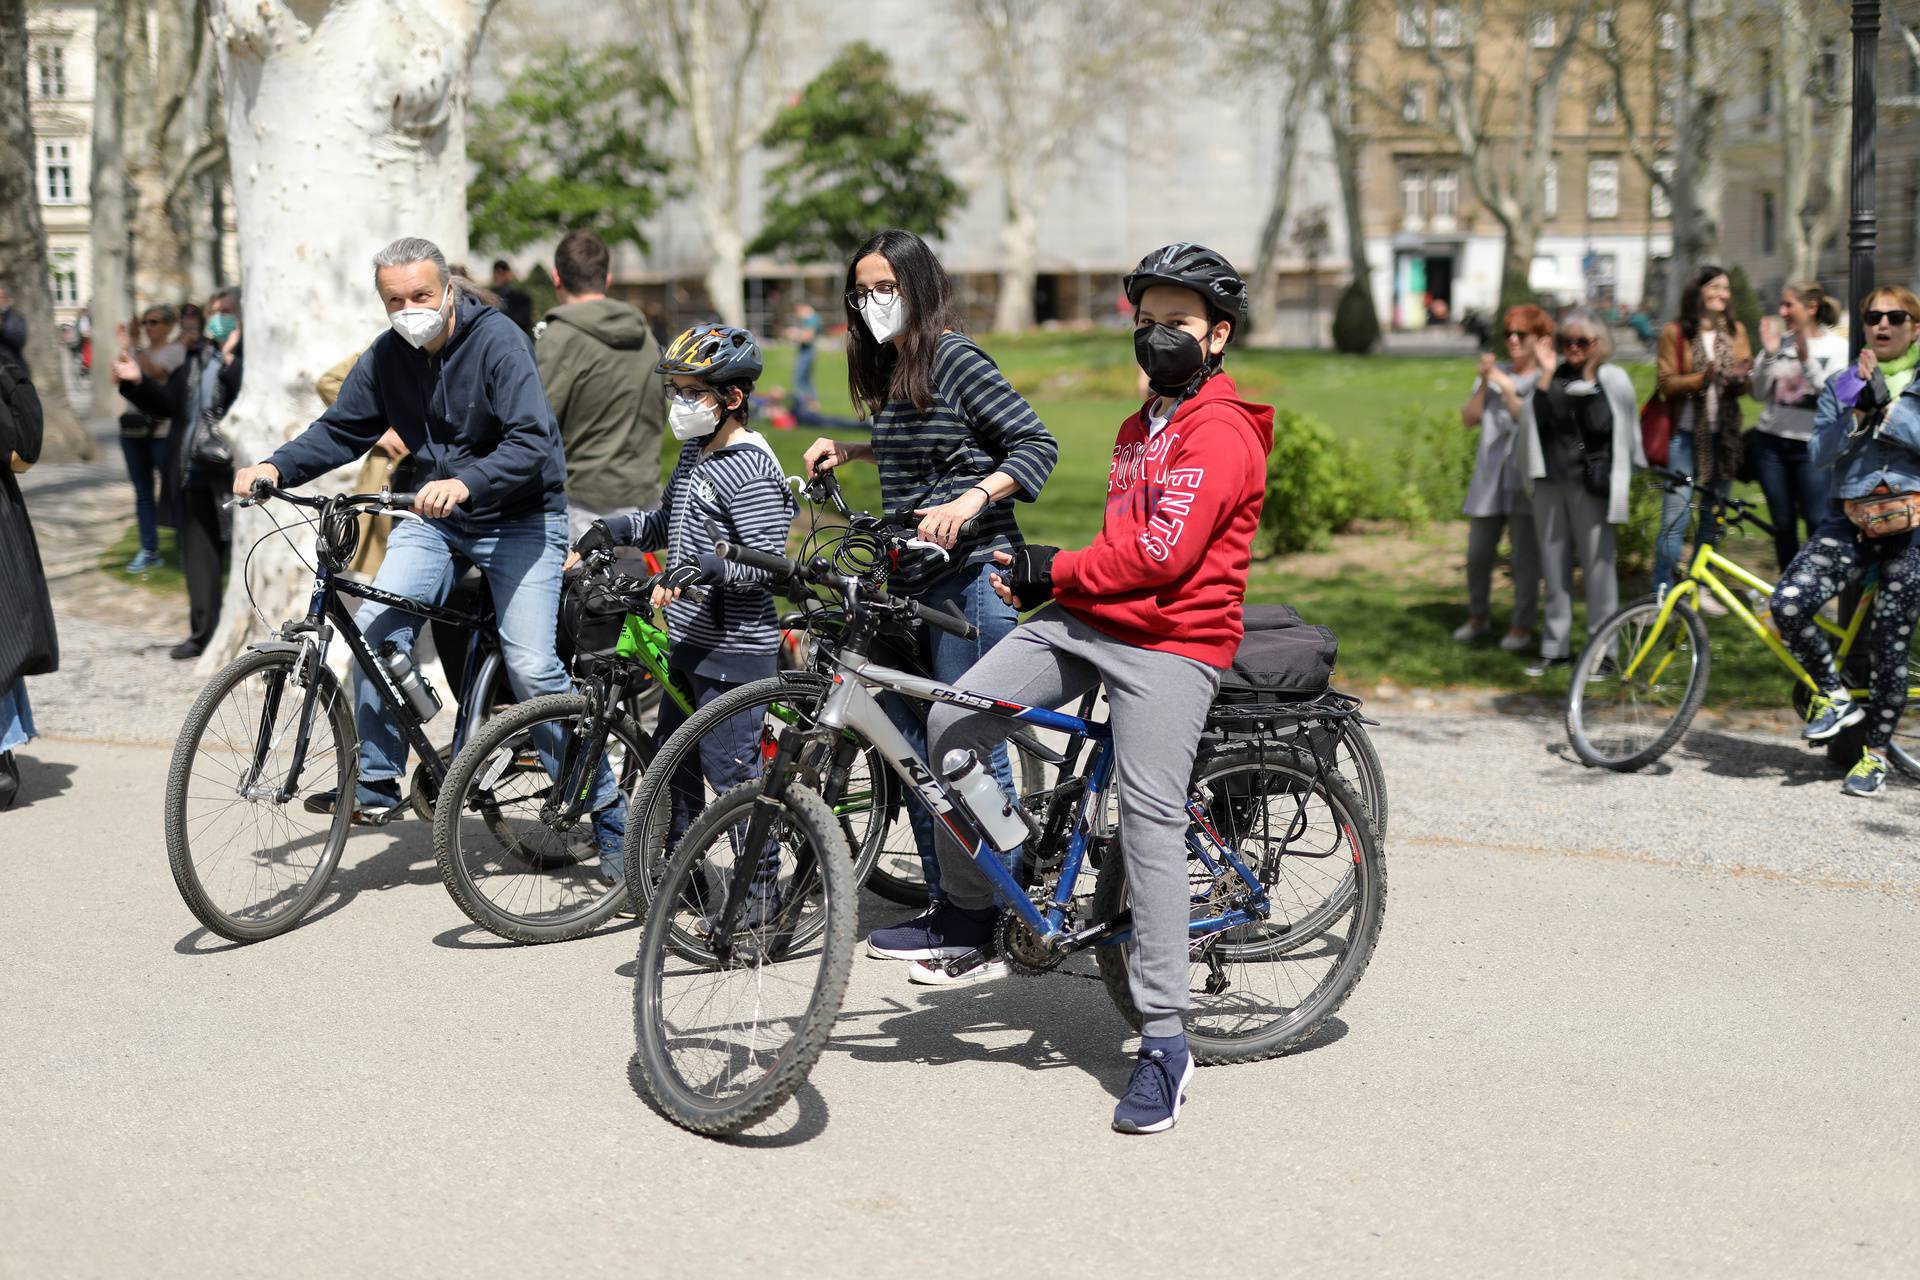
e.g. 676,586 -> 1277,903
430,550 -> 693,943
1566,474 -> 1920,775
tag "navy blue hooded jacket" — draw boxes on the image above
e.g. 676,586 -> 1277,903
265,292 -> 565,521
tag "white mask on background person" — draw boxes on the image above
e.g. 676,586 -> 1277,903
669,395 -> 721,441
860,291 -> 907,343
390,289 -> 452,348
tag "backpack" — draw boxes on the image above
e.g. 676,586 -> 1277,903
1214,604 -> 1338,702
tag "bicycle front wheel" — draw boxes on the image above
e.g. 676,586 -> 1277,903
1091,745 -> 1386,1064
632,782 -> 855,1136
434,693 -> 652,943
1566,594 -> 1710,771
164,647 -> 355,943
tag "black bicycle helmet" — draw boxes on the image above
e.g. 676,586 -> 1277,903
656,322 -> 764,383
1122,242 -> 1250,335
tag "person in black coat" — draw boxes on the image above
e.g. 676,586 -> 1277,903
0,347 -> 56,807
114,288 -> 243,658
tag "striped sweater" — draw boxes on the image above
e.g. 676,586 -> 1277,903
609,430 -> 795,676
870,332 -> 1057,593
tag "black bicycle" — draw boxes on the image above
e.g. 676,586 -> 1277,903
164,481 -> 512,943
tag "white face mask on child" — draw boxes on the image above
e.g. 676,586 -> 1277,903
669,396 -> 721,441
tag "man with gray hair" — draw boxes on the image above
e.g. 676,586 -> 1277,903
232,236 -> 621,856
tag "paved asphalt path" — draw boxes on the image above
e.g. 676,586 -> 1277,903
3,710 -> 1917,1277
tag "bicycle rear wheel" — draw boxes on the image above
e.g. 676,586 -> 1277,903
164,648 -> 355,943
1566,594 -> 1710,771
434,693 -> 651,943
1091,745 -> 1385,1064
632,782 -> 855,1136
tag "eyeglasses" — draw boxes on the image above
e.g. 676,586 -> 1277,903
1865,309 -> 1912,327
844,281 -> 900,308
1560,336 -> 1594,350
142,317 -> 169,326
666,387 -> 717,407
1504,330 -> 1530,341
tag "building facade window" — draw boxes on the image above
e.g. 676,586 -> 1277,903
1761,191 -> 1778,255
1658,11 -> 1680,50
34,43 -> 66,99
1759,51 -> 1774,117
1594,86 -> 1617,125
1543,158 -> 1560,220
1530,14 -> 1556,47
48,250 -> 79,307
40,141 -> 74,203
1433,170 -> 1459,221
1588,157 -> 1620,219
1402,84 -> 1427,122
1398,4 -> 1428,46
1433,5 -> 1462,46
1657,78 -> 1678,125
1401,169 -> 1427,223
1596,10 -> 1616,46
1652,156 -> 1674,218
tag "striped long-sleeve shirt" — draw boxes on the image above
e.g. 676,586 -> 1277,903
610,431 -> 795,679
870,332 -> 1057,594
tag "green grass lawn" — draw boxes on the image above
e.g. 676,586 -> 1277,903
99,523 -> 189,596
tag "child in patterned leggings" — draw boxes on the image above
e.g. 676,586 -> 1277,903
1775,516 -> 1920,795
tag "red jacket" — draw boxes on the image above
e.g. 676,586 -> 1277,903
1051,373 -> 1274,667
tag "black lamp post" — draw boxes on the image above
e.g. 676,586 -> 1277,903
1850,0 -> 1880,358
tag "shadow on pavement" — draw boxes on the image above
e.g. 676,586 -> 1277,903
434,913 -> 636,951
624,1054 -> 831,1147
173,926 -> 252,956
1542,740 -> 1676,777
6,754 -> 76,809
1682,729 -> 1838,787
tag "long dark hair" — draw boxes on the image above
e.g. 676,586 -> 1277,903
844,229 -> 964,418
1678,264 -> 1729,340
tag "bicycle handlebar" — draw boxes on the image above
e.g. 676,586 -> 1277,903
712,539 -> 979,641
235,481 -> 418,513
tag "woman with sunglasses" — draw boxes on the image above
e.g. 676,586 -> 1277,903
1652,266 -> 1754,603
802,229 -> 1058,907
1456,306 -> 1552,651
1517,310 -> 1647,676
1775,288 -> 1920,797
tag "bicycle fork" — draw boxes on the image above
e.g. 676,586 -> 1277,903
243,628 -> 333,804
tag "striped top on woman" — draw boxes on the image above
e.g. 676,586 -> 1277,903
870,332 -> 1057,593
610,431 -> 795,680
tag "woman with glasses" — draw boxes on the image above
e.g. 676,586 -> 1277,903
802,228 -> 1058,907
1518,310 -> 1648,676
1653,266 -> 1754,604
1456,305 -> 1552,652
1775,288 -> 1920,797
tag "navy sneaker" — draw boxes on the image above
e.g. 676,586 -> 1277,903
1802,692 -> 1866,741
1112,1035 -> 1195,1135
866,901 -> 996,961
303,778 -> 406,825
1843,748 -> 1890,798
593,793 -> 629,885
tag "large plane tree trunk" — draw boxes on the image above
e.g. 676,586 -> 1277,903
0,0 -> 94,459
202,0 -> 499,666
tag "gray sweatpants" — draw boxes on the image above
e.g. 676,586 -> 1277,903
926,606 -> 1221,1039
1531,480 -> 1619,660
1465,511 -> 1541,630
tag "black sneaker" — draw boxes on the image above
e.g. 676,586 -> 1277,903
302,779 -> 407,826
1112,1035 -> 1195,1134
866,901 -> 996,961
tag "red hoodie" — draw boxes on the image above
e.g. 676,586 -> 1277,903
1051,373 -> 1274,668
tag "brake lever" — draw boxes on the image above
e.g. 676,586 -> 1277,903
900,538 -> 952,562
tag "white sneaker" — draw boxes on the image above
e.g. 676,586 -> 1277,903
1451,621 -> 1489,644
1696,593 -> 1729,617
1498,630 -> 1532,652
907,955 -> 1010,986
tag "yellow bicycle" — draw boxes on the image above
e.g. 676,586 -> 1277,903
1565,476 -> 1920,773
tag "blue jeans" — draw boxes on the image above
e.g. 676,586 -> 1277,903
1747,430 -> 1829,573
881,560 -> 1021,905
351,510 -> 614,811
653,667 -> 768,851
0,681 -> 35,753
1652,431 -> 1731,589
119,435 -> 163,555
793,344 -> 817,406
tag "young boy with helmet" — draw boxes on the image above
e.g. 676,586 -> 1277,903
568,324 -> 796,875
864,242 -> 1275,1133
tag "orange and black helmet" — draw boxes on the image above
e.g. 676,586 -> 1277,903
657,322 -> 763,384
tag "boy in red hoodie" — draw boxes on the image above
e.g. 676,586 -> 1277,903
865,244 -> 1274,1133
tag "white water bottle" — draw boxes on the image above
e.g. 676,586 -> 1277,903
942,749 -> 1029,852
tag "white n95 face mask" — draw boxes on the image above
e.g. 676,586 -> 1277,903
669,397 -> 720,441
390,291 -> 451,349
860,292 -> 907,343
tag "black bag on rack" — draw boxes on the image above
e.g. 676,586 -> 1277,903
1214,604 -> 1338,703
